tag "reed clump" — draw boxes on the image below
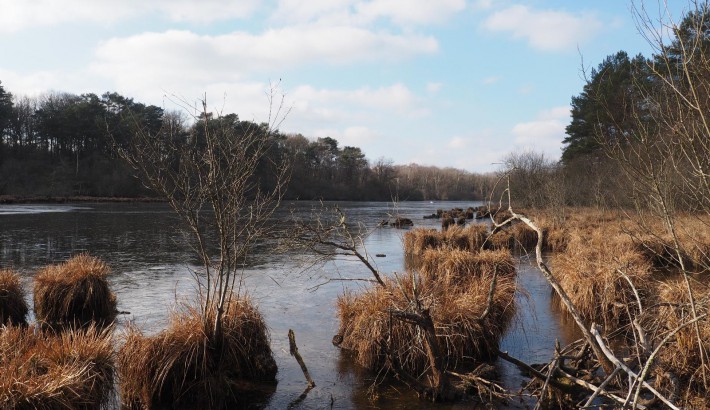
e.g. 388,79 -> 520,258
0,325 -> 114,409
0,269 -> 28,326
404,225 -> 489,270
118,296 -> 277,409
652,278 -> 710,405
336,249 -> 517,376
629,215 -> 710,272
33,253 -> 117,329
404,225 -> 488,255
551,226 -> 653,328
419,248 -> 515,287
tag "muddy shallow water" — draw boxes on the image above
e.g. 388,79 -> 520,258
0,201 -> 580,409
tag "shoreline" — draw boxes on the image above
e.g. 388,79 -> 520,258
0,195 -> 165,204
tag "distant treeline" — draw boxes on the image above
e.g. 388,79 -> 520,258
0,86 -> 495,201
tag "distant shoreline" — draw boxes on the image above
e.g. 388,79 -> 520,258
0,195 -> 165,204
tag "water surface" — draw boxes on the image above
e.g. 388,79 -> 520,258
0,201 -> 579,409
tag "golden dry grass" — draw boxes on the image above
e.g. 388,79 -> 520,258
0,325 -> 114,409
33,253 -> 117,329
404,225 -> 488,254
627,214 -> 710,273
337,249 -> 517,376
551,224 -> 653,328
118,296 -> 277,409
0,269 -> 28,326
418,248 -> 515,288
652,278 -> 710,405
404,225 -> 489,271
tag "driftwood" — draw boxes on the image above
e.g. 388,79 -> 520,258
287,329 -> 315,409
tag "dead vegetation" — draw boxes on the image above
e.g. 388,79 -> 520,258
118,296 -> 277,409
551,223 -> 654,328
33,253 -> 117,329
336,247 -> 516,399
0,325 -> 114,409
0,269 -> 28,326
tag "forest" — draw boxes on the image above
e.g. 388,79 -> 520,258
0,86 -> 494,201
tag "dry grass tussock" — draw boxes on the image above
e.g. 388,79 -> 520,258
0,325 -> 114,409
627,214 -> 710,272
419,248 -> 515,288
0,269 -> 28,326
33,253 -> 117,329
651,278 -> 710,406
337,249 -> 517,376
118,296 -> 277,409
404,224 -> 488,254
403,224 -> 488,270
551,225 -> 653,328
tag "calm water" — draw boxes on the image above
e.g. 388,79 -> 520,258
0,201 -> 579,409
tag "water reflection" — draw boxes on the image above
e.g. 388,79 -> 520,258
0,201 -> 580,409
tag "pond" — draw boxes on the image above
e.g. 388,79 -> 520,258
0,201 -> 580,409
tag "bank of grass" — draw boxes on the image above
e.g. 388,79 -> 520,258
652,278 -> 710,407
0,325 -> 114,409
0,269 -> 28,326
337,248 -> 517,376
551,224 -> 654,328
403,224 -> 489,269
33,253 -> 117,329
118,296 -> 277,409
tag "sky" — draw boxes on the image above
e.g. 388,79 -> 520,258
0,0 -> 691,172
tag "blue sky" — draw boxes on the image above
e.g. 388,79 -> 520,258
0,0 -> 690,172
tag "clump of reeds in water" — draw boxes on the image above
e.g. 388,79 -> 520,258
551,225 -> 653,328
404,224 -> 488,270
118,296 -> 277,409
0,325 -> 114,409
33,253 -> 117,329
0,269 -> 28,326
336,248 -> 516,376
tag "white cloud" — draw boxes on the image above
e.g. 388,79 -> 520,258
272,0 -> 466,26
341,126 -> 379,146
355,0 -> 467,26
511,106 -> 571,160
483,5 -> 603,51
90,27 -> 437,95
0,69 -> 59,96
291,83 -> 419,116
0,0 -> 259,32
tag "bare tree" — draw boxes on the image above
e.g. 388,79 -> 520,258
114,92 -> 290,338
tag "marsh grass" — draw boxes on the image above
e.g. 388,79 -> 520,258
651,278 -> 710,406
33,254 -> 117,329
0,325 -> 114,409
337,249 -> 516,376
404,224 -> 489,270
118,296 -> 277,409
551,226 -> 653,328
0,269 -> 28,326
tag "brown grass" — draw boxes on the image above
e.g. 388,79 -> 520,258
651,278 -> 710,405
118,296 -> 277,409
419,248 -> 515,287
404,225 -> 488,255
0,325 -> 114,409
0,269 -> 28,326
33,253 -> 117,329
337,249 -> 517,376
551,225 -> 653,328
404,225 -> 489,271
